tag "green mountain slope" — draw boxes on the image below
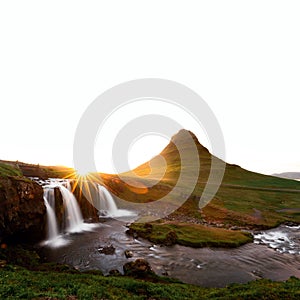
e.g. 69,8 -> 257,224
100,129 -> 300,230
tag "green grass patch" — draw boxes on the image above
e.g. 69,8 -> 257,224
129,222 -> 253,248
0,163 -> 22,178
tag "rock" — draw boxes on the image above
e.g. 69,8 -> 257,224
252,269 -> 263,278
125,228 -> 138,239
124,250 -> 133,258
164,230 -> 177,246
72,183 -> 99,221
109,269 -> 121,276
0,176 -> 46,243
230,226 -> 240,231
98,245 -> 115,255
123,259 -> 154,277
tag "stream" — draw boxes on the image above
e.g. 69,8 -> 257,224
41,219 -> 300,288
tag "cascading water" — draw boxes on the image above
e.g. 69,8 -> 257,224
98,185 -> 119,216
39,178 -> 97,247
59,185 -> 84,233
97,185 -> 135,218
43,194 -> 59,241
43,185 -> 69,248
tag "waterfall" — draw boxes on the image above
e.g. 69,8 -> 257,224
40,178 -> 96,247
97,185 -> 135,218
43,194 -> 59,241
59,185 -> 84,233
43,186 -> 69,248
98,185 -> 119,216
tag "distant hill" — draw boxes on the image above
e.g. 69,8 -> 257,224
273,172 -> 300,180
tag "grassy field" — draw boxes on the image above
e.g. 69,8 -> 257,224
1,266 -> 300,300
1,244 -> 300,300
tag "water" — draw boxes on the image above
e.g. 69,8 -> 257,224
43,189 -> 70,248
41,220 -> 300,287
97,185 -> 136,218
59,185 -> 84,233
254,225 -> 300,254
40,178 -> 98,247
43,196 -> 59,241
37,178 -> 135,248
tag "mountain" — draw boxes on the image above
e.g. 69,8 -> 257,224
100,129 -> 300,229
273,172 -> 300,180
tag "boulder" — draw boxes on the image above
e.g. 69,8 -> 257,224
163,230 -> 178,246
109,269 -> 121,276
123,259 -> 154,277
124,249 -> 133,258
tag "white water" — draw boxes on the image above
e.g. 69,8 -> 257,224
40,179 -> 97,248
254,225 -> 300,254
43,196 -> 59,240
59,185 -> 84,233
43,188 -> 69,248
97,185 -> 135,218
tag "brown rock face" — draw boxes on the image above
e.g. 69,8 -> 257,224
0,176 -> 46,243
71,182 -> 99,221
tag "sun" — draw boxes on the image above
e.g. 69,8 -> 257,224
63,168 -> 102,202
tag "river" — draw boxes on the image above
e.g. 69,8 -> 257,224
40,219 -> 300,288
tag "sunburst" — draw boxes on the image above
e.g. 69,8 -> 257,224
63,169 -> 103,202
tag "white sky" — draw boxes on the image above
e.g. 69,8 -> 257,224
0,1 -> 299,175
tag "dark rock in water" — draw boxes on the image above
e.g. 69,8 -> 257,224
124,249 -> 133,258
252,269 -> 263,278
109,269 -> 121,276
164,230 -> 178,246
98,245 -> 115,255
123,259 -> 154,277
0,176 -> 46,243
125,228 -> 138,239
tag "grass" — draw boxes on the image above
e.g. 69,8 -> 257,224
129,222 -> 253,248
0,266 -> 300,299
0,163 -> 22,178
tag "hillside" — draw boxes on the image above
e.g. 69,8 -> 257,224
98,129 -> 300,239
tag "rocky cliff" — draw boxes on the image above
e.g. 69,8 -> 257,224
0,175 -> 46,243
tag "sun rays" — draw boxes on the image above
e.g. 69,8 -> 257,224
63,170 -> 103,202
